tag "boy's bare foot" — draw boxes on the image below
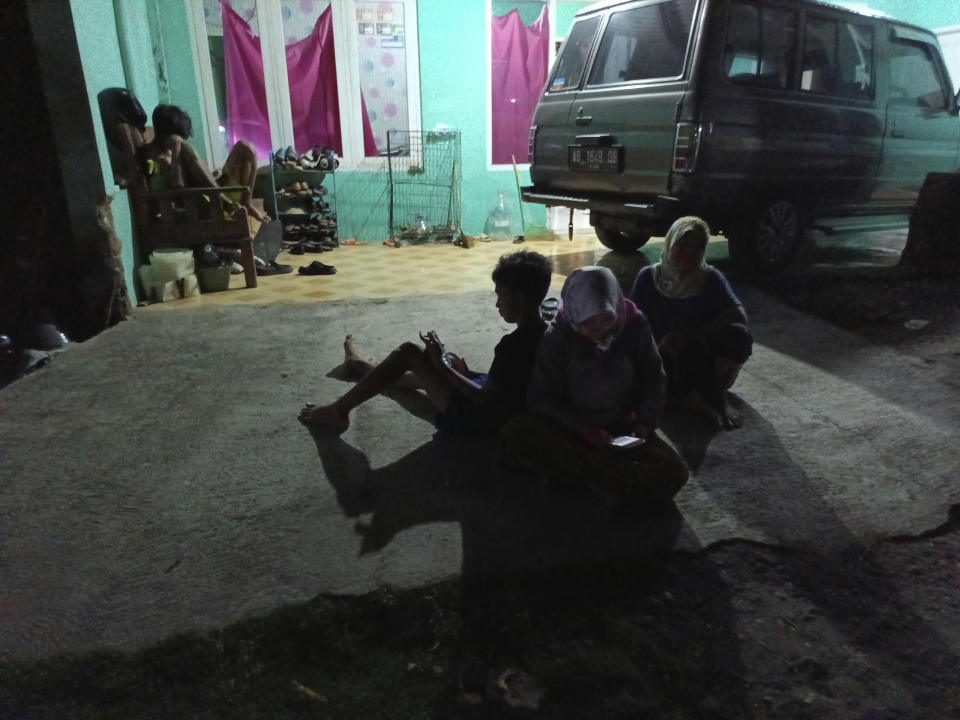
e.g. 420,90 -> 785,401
298,401 -> 349,432
343,335 -> 374,379
718,392 -> 744,430
721,405 -> 744,430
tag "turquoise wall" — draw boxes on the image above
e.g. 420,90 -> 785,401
836,2 -> 959,29
418,1 -> 594,236
419,0 -> 537,235
493,2 -> 545,25
70,0 -> 137,301
557,2 -> 592,38
114,0 -> 160,114
150,0 -> 210,160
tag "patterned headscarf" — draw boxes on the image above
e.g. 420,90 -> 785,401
653,216 -> 711,298
559,266 -> 625,351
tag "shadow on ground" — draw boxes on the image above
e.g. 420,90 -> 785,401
309,428 -> 751,717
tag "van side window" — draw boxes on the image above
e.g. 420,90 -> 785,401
586,0 -> 697,86
889,39 -> 949,110
836,23 -> 873,99
549,16 -> 601,92
801,16 -> 873,98
724,2 -> 797,88
801,17 -> 839,94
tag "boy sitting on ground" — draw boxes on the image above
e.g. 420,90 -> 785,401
298,250 -> 554,436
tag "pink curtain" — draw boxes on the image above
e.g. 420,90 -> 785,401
491,6 -> 550,165
222,1 -> 271,157
221,3 -> 378,160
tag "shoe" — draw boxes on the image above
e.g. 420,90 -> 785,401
257,261 -> 293,277
284,146 -> 297,162
302,240 -> 330,253
289,243 -> 306,255
298,261 -> 336,275
230,261 -> 244,274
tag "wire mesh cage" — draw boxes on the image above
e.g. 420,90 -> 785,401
387,130 -> 462,244
335,156 -> 390,244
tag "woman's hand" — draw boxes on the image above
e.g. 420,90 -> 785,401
621,411 -> 652,441
575,422 -> 613,447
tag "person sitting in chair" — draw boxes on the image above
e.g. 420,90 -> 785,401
136,103 -> 270,224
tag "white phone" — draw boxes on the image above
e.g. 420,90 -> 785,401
611,435 -> 644,449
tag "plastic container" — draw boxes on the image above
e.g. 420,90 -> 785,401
197,265 -> 231,293
483,191 -> 514,241
149,249 -> 195,284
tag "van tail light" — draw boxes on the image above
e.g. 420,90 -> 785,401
528,124 -> 538,164
672,122 -> 703,173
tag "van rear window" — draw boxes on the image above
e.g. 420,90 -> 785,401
586,0 -> 697,86
549,16 -> 601,92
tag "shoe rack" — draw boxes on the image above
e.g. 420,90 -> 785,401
269,148 -> 338,251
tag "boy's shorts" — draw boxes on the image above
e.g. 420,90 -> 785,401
433,373 -> 494,436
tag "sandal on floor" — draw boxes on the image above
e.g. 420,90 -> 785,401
298,261 -> 337,275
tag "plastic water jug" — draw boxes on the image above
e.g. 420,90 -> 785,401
483,191 -> 514,240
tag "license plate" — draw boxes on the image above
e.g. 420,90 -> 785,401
568,145 -> 623,173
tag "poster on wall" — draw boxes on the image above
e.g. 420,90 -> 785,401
356,0 -> 409,154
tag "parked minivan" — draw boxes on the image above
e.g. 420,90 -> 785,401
523,0 -> 960,269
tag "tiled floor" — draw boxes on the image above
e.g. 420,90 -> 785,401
138,222 -> 905,312
142,232 -> 625,310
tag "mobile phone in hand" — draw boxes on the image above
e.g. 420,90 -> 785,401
611,435 -> 644,449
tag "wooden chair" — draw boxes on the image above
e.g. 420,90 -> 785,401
99,90 -> 258,289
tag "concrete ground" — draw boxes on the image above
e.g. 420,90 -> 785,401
1,239 -> 958,663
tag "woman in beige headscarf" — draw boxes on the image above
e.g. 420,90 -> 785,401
628,216 -> 752,429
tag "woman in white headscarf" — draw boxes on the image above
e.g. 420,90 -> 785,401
629,217 -> 752,429
500,266 -> 688,504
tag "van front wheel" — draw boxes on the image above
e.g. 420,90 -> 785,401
595,227 -> 651,253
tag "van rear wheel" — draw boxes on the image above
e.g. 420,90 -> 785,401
595,227 -> 651,253
729,199 -> 804,272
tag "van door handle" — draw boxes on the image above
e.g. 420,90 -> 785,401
891,128 -> 906,138
575,115 -> 593,126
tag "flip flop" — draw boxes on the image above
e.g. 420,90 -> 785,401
298,261 -> 337,275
